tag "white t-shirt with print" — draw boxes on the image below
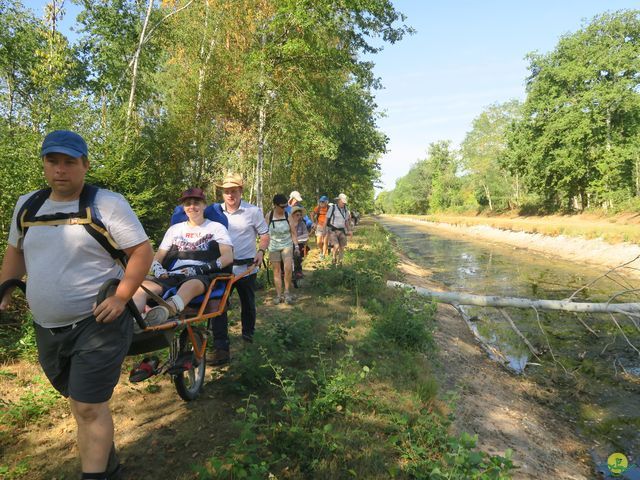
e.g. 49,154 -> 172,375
159,219 -> 232,272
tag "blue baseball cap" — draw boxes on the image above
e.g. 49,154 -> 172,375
319,195 -> 328,202
41,130 -> 88,159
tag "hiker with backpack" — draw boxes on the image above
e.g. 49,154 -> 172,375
287,190 -> 314,230
326,193 -> 352,265
266,193 -> 298,304
291,205 -> 310,281
131,187 -> 234,326
0,130 -> 154,480
312,195 -> 330,258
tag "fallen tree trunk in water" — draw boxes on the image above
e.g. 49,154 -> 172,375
387,280 -> 640,314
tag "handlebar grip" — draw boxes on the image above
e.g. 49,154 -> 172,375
0,279 -> 26,299
96,278 -> 147,330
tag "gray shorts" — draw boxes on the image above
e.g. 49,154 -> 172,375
35,310 -> 133,403
329,228 -> 348,248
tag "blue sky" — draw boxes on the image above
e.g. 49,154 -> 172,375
370,1 -> 639,190
24,0 -> 640,191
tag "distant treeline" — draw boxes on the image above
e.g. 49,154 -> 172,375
0,0 -> 410,251
377,10 -> 640,216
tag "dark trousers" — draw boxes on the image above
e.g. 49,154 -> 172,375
293,241 -> 307,277
209,273 -> 257,350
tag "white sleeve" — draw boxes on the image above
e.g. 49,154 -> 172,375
7,195 -> 30,248
253,207 -> 269,236
158,224 -> 179,251
101,192 -> 149,249
213,223 -> 233,246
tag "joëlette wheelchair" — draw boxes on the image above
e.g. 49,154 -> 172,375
0,268 -> 252,402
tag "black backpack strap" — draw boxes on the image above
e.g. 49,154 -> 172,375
17,184 -> 127,265
327,205 -> 335,228
268,209 -> 289,228
80,185 -> 128,264
17,188 -> 52,246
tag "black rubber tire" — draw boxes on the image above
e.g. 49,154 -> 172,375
0,279 -> 26,298
173,328 -> 206,401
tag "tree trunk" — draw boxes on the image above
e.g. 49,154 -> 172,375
191,0 -> 216,185
635,152 -> 640,197
387,281 -> 640,314
483,182 -> 493,211
256,102 -> 266,210
125,0 -> 154,135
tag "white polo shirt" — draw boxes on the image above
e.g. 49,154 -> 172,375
222,200 -> 269,275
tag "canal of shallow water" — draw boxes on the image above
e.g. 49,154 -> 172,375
378,217 -> 640,479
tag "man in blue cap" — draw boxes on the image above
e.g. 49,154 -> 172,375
0,130 -> 154,480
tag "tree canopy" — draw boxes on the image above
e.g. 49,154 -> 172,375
0,0 -> 410,250
379,9 -> 640,216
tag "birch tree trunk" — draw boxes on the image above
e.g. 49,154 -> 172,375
387,281 -> 640,314
125,0 -> 154,135
256,101 -> 266,210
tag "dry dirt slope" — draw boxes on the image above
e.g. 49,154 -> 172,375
397,255 -> 593,480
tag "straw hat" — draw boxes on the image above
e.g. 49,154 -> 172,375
217,172 -> 243,188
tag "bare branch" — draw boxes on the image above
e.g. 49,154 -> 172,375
574,312 -> 599,337
608,313 -> 640,357
532,306 -> 569,374
567,254 -> 640,301
601,333 -> 617,355
498,309 -> 541,361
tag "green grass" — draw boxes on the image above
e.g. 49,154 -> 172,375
192,222 -> 514,479
0,222 -> 514,479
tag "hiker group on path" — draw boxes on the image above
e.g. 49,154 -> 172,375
0,129 -> 357,480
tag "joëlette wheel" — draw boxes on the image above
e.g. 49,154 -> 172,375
173,328 -> 206,401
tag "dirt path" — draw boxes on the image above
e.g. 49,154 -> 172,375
397,255 -> 594,479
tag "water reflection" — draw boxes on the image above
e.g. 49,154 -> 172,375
378,217 -> 640,474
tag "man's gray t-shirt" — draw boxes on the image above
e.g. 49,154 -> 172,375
8,188 -> 148,328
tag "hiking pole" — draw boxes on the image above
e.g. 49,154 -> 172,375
262,258 -> 272,286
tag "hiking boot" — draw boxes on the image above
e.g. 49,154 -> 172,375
284,294 -> 293,305
207,348 -> 230,366
242,333 -> 253,343
273,296 -> 283,305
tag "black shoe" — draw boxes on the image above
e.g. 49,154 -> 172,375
207,348 -> 230,366
106,444 -> 123,480
242,333 -> 253,343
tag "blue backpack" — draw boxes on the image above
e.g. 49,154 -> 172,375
170,202 -> 228,228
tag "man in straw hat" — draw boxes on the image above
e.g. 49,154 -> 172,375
208,173 -> 270,365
